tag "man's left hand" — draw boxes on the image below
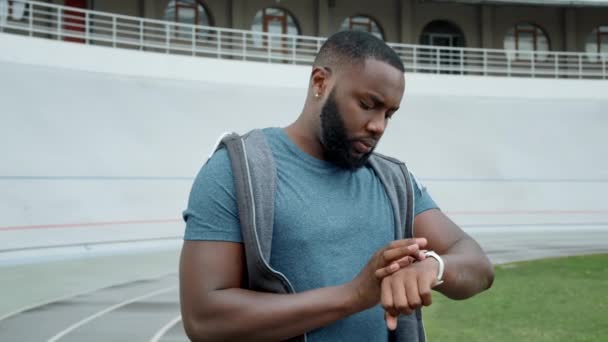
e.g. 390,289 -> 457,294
380,257 -> 440,330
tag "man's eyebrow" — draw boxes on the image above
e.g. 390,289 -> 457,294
368,94 -> 385,107
369,93 -> 399,111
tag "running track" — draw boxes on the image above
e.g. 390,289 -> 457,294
1,220 -> 607,341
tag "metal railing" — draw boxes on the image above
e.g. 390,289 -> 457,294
1,0 -> 606,79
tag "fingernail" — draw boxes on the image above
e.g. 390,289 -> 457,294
390,263 -> 399,271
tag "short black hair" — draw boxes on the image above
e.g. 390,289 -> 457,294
313,30 -> 405,73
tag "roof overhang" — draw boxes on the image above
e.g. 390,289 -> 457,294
427,0 -> 608,7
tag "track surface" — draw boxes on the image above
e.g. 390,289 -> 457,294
1,225 -> 607,342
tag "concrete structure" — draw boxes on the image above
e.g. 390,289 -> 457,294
1,31 -> 607,264
0,31 -> 607,341
36,0 -> 608,53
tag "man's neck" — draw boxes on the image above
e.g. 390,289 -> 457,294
284,116 -> 326,161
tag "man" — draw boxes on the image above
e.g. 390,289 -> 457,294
180,31 -> 494,341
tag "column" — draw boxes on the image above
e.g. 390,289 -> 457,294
563,8 -> 577,52
400,0 -> 415,44
317,0 -> 329,36
479,5 -> 493,49
231,0 -> 245,30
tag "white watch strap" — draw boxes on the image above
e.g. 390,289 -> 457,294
424,250 -> 445,286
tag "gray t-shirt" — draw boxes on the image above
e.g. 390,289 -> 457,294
183,127 -> 439,341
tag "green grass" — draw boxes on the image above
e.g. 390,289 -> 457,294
424,254 -> 608,342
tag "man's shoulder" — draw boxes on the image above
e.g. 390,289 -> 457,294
204,128 -> 279,175
370,151 -> 406,167
203,146 -> 232,177
239,127 -> 279,137
240,127 -> 285,155
368,152 -> 416,191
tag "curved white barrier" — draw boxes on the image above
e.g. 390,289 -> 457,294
1,33 -> 607,264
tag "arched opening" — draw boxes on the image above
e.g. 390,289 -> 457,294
339,15 -> 384,41
250,7 -> 300,50
418,20 -> 466,74
585,25 -> 608,62
162,0 -> 213,40
504,23 -> 550,61
419,20 -> 466,48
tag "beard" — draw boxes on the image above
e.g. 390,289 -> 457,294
319,90 -> 375,170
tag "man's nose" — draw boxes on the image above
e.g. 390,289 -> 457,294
366,114 -> 386,137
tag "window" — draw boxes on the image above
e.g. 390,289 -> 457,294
339,15 -> 384,41
585,26 -> 608,62
251,7 -> 300,49
163,0 -> 212,39
504,23 -> 550,61
419,20 -> 466,48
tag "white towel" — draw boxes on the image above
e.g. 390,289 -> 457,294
0,0 -> 8,27
10,0 -> 26,21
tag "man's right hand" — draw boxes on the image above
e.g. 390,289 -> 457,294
347,238 -> 427,311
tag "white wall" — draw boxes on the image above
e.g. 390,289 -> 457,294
1,33 -> 607,263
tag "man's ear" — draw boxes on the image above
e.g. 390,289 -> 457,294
310,66 -> 332,97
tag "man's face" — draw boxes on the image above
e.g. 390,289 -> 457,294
319,59 -> 405,169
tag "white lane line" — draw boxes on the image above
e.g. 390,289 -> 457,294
0,271 -> 176,322
46,285 -> 176,342
149,315 -> 182,342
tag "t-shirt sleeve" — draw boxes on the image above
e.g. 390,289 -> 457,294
182,148 -> 243,242
410,172 -> 440,216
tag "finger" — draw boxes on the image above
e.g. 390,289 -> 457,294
382,244 -> 420,265
418,275 -> 433,307
416,250 -> 427,261
392,276 -> 412,316
395,256 -> 415,268
404,274 -> 422,311
385,311 -> 398,331
375,262 -> 400,279
387,237 -> 427,250
376,256 -> 416,279
381,277 -> 394,311
414,237 -> 428,249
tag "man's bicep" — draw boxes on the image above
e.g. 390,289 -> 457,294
183,148 -> 243,243
180,241 -> 245,323
413,209 -> 470,254
180,240 -> 245,293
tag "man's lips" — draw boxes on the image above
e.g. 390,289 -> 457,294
353,139 -> 376,154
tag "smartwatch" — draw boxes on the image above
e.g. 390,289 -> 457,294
423,250 -> 445,286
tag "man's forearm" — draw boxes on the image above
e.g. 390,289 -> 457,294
184,283 -> 366,342
437,237 -> 494,299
